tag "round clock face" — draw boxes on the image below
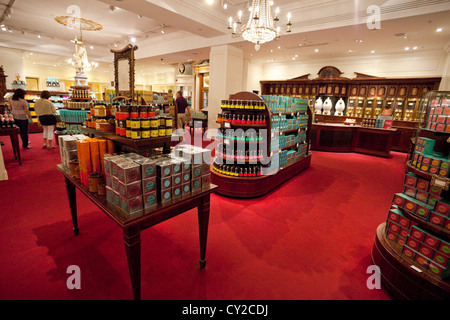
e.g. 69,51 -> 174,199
178,63 -> 185,74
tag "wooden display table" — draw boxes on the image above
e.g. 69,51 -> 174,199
371,223 -> 450,299
57,164 -> 217,300
0,126 -> 21,165
311,123 -> 396,158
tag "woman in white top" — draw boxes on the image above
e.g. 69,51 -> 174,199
34,90 -> 57,149
8,88 -> 32,149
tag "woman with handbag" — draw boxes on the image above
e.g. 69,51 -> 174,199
34,90 -> 57,149
8,88 -> 32,149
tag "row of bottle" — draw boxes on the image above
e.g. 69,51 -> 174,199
213,163 -> 263,177
217,129 -> 264,142
217,113 -> 267,125
71,89 -> 91,100
216,149 -> 264,161
221,99 -> 266,110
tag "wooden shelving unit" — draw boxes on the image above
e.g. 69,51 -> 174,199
211,91 -> 312,198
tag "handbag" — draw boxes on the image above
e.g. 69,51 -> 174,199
54,113 -> 62,123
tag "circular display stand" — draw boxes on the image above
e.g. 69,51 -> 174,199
371,223 -> 450,300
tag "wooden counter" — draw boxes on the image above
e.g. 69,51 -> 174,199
311,123 -> 396,158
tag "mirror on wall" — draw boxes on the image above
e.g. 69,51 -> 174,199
111,44 -> 138,103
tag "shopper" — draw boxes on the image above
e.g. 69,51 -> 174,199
8,88 -> 31,149
34,90 -> 57,149
176,91 -> 191,130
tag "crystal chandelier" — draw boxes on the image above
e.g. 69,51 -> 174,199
228,0 -> 292,51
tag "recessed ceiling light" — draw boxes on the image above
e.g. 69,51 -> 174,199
206,0 -> 213,4
371,50 -> 375,53
314,49 -> 319,52
348,49 -> 353,53
37,34 -> 42,38
436,28 -> 443,32
413,46 -> 418,50
405,47 -> 410,51
130,36 -> 136,43
90,45 -> 94,49
278,46 -> 280,49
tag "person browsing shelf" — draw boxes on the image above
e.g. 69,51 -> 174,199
34,90 -> 57,149
176,91 -> 191,129
8,88 -> 32,149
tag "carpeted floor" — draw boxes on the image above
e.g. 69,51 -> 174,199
0,130 -> 406,300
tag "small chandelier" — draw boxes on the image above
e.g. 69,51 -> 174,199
228,0 -> 292,51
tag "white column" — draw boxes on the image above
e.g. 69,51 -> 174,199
207,45 -> 244,138
439,50 -> 450,91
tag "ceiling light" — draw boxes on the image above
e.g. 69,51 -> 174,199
371,50 -> 375,53
278,46 -> 280,49
436,28 -> 443,32
222,0 -> 228,9
161,24 -> 166,34
130,36 -> 136,43
206,0 -> 213,4
90,45 -> 94,49
405,47 -> 410,51
315,49 -> 319,52
1,26 -> 6,31
413,46 -> 418,50
37,34 -> 42,38
348,49 -> 353,53
228,0 -> 293,51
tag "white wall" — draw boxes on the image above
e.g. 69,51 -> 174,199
244,60 -> 263,94
0,47 -> 25,89
262,51 -> 447,81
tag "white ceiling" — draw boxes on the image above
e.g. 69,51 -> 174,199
0,0 -> 448,69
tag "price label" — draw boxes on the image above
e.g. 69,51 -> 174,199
432,176 -> 448,189
410,265 -> 422,273
224,122 -> 231,129
224,139 -> 230,145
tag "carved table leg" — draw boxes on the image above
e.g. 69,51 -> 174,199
124,226 -> 141,300
198,194 -> 211,269
64,177 -> 79,236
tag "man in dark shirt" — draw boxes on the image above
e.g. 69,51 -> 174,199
176,91 -> 191,129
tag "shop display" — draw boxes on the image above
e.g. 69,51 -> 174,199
371,91 -> 450,299
104,147 -> 211,215
211,91 -> 311,198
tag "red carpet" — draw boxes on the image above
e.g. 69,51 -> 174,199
0,131 -> 405,300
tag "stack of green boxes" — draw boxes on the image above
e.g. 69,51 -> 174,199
261,95 -> 308,114
173,144 -> 211,194
411,136 -> 450,177
104,148 -> 211,215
